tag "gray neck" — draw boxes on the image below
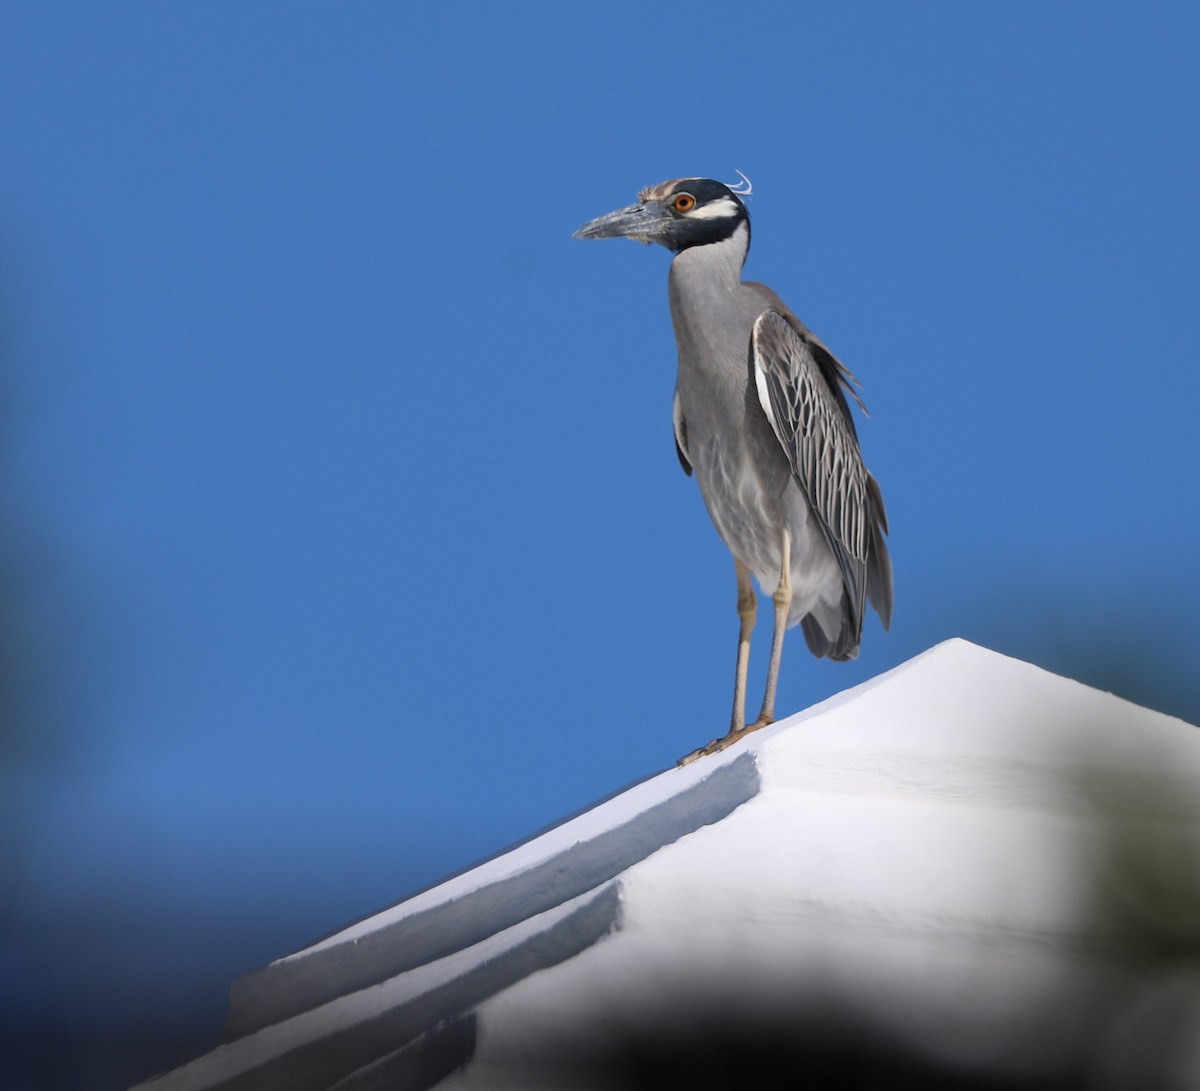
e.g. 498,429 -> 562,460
667,222 -> 754,384
670,221 -> 749,288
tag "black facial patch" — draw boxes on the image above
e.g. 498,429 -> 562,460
659,179 -> 750,253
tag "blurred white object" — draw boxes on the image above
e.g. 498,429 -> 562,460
135,640 -> 1200,1091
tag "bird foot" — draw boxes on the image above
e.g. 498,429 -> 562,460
677,716 -> 774,767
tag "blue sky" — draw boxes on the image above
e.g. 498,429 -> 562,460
2,3 -> 1198,1086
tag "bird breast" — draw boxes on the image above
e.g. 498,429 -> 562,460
667,251 -> 842,617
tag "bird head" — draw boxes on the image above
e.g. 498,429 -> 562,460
573,175 -> 751,253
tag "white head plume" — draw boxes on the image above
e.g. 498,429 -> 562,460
726,169 -> 753,197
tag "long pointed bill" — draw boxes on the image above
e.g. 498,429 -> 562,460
572,201 -> 672,243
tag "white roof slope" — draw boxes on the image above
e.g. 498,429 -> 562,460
134,640 -> 1200,1091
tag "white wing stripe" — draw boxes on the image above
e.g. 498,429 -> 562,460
752,310 -> 871,575
753,358 -> 780,439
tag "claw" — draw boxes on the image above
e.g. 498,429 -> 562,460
676,717 -> 774,766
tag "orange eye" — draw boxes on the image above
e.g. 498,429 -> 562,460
672,193 -> 696,213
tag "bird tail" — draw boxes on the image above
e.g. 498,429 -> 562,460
801,606 -> 861,662
865,472 -> 893,631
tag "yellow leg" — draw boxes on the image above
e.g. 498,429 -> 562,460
753,527 -> 792,727
679,548 -> 791,767
729,559 -> 756,735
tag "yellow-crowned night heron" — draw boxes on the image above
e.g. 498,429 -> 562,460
574,176 -> 892,763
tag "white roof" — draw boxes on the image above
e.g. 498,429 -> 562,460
133,639 -> 1200,1090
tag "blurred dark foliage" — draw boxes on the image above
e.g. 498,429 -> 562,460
510,1015 -> 1081,1090
0,261 -> 74,921
0,257 -> 129,1091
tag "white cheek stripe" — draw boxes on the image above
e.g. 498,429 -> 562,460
687,196 -> 740,221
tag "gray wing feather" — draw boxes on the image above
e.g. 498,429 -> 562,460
752,310 -> 892,639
